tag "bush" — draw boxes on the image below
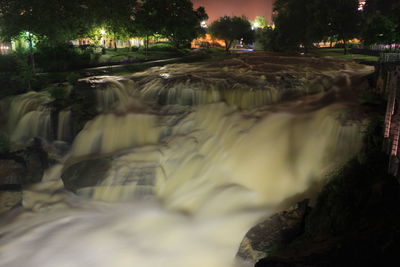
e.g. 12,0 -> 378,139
0,54 -> 19,73
35,44 -> 92,72
139,42 -> 180,52
0,132 -> 10,154
47,84 -> 68,100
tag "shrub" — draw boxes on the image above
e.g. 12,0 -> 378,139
139,42 -> 180,52
0,54 -> 19,73
47,84 -> 68,100
35,44 -> 92,72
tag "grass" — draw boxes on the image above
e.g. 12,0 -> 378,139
312,48 -> 379,62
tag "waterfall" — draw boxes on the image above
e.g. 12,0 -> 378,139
0,101 -> 365,267
57,110 -> 72,142
7,91 -> 51,133
10,110 -> 52,144
0,58 -> 373,267
92,76 -> 136,111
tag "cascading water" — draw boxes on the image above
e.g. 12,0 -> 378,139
1,87 -> 74,144
0,55 -> 373,267
57,110 -> 72,142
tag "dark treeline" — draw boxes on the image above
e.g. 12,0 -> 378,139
260,0 -> 400,53
0,0 -> 207,48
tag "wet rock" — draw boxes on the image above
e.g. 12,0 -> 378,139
0,138 -> 48,186
61,158 -> 112,192
0,139 -> 48,213
0,159 -> 26,186
69,81 -> 98,138
61,153 -> 160,201
237,199 -> 310,262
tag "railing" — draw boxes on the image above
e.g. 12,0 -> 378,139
382,64 -> 400,177
380,53 -> 400,63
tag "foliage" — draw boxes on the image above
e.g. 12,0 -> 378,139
87,0 -> 137,50
35,43 -> 92,72
11,48 -> 36,90
361,15 -> 398,45
134,0 -> 208,49
258,27 -> 280,52
271,0 -> 324,52
47,84 -> 68,100
0,132 -> 10,153
322,0 -> 360,54
209,16 -> 254,51
0,54 -> 18,73
139,42 -> 179,52
270,0 -> 360,53
0,0 -> 93,45
251,16 -> 269,29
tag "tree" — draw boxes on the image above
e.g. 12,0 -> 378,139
134,0 -> 207,49
270,0 -> 360,54
323,0 -> 360,54
361,15 -> 397,45
87,0 -> 136,50
271,0 -> 323,52
209,16 -> 254,52
252,16 -> 269,29
0,0 -> 93,72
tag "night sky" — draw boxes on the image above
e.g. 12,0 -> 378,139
192,0 -> 274,23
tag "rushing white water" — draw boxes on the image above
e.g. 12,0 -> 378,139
0,57 -> 373,267
57,110 -> 72,142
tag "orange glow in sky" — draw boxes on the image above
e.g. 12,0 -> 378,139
192,0 -> 274,22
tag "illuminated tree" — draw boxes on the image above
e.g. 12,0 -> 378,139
209,16 -> 254,51
88,0 -> 136,50
0,0 -> 93,71
252,16 -> 269,29
134,0 -> 207,49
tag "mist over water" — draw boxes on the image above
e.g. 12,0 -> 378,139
0,58 -> 372,267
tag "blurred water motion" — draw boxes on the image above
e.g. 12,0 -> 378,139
0,56 -> 373,267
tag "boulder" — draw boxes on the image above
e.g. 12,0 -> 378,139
61,158 -> 112,192
0,138 -> 49,187
237,199 -> 310,262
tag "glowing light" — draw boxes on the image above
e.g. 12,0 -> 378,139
201,21 -> 208,28
358,0 -> 366,11
100,29 -> 106,35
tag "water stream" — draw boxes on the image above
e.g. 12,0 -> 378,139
0,58 -> 372,267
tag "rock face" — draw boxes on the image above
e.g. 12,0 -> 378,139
0,139 -> 48,187
237,199 -> 310,262
0,139 -> 49,213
